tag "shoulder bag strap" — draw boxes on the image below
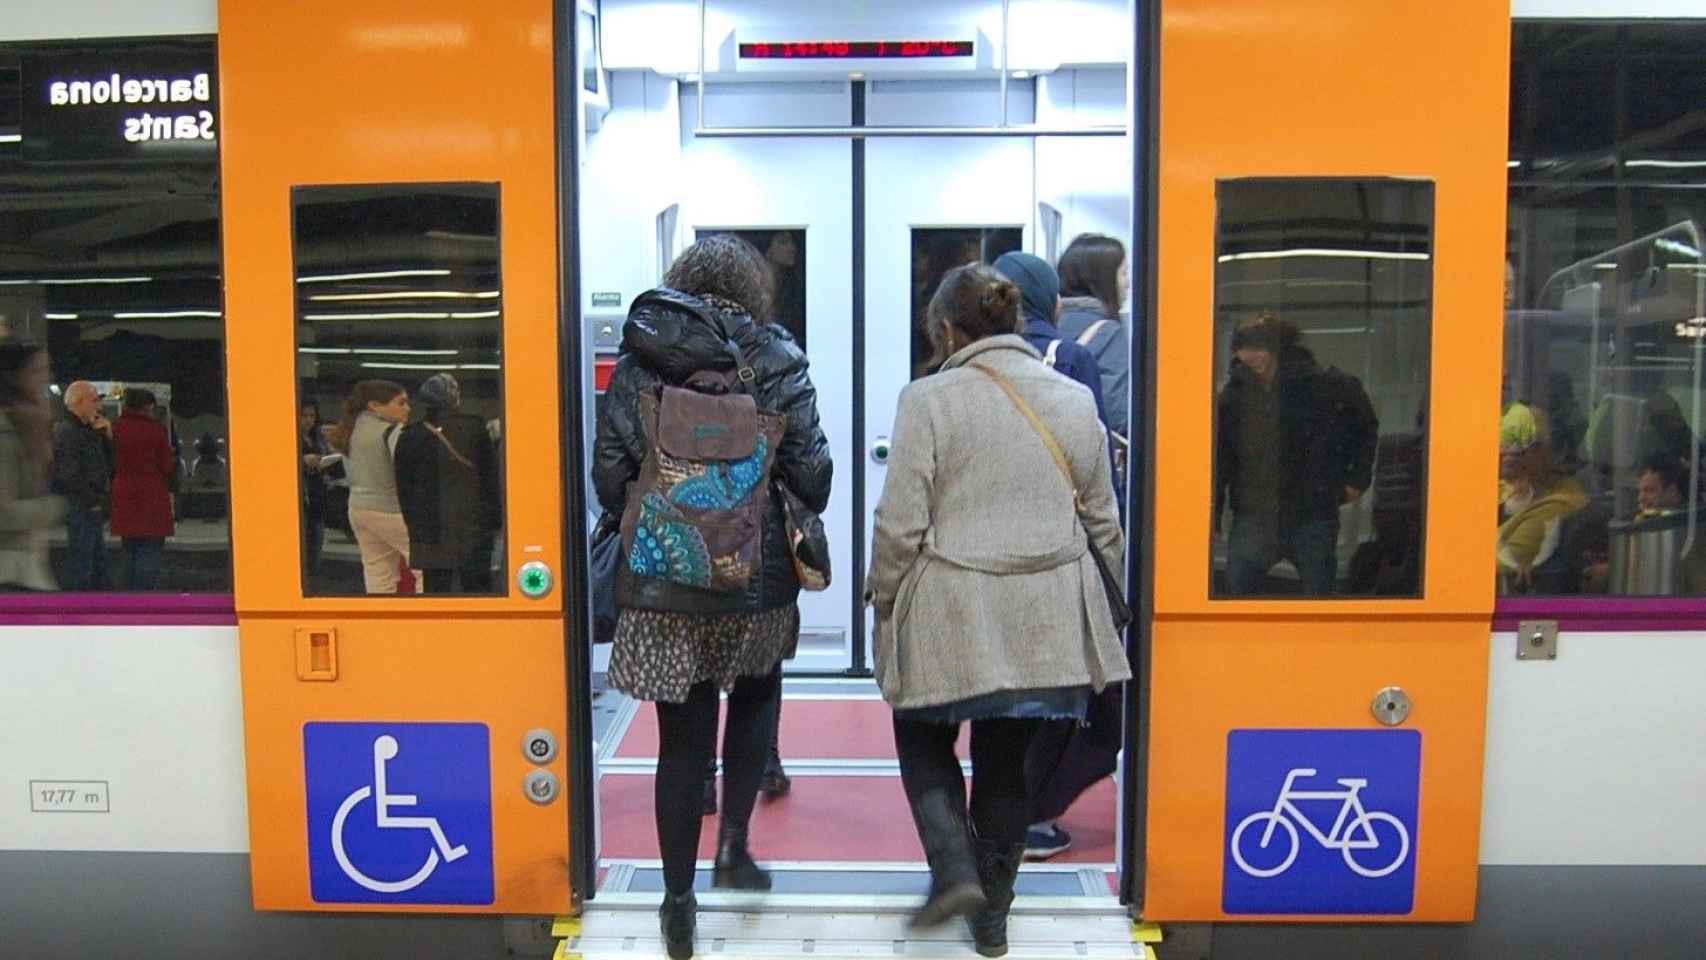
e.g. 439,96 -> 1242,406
968,362 -> 1082,512
1076,318 -> 1111,348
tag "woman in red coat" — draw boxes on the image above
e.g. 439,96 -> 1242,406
110,388 -> 176,589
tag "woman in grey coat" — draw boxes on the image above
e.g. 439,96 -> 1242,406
0,341 -> 68,591
867,264 -> 1129,956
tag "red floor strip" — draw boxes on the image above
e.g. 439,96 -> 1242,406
615,698 -> 967,760
598,773 -> 1116,865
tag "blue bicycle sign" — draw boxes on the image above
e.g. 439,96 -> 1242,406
1223,729 -> 1420,915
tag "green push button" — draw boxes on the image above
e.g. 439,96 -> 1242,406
518,561 -> 553,599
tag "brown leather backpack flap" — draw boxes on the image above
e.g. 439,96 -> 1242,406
656,385 -> 760,460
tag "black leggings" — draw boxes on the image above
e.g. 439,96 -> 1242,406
654,666 -> 782,894
893,716 -> 1041,845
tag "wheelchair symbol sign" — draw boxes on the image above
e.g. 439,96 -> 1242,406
304,722 -> 494,905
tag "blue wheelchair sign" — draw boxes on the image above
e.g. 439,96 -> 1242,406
1223,729 -> 1420,915
304,722 -> 494,905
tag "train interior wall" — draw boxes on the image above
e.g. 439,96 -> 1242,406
3,0 -> 1706,956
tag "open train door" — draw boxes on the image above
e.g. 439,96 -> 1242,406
219,0 -> 591,915
1134,0 -> 1508,927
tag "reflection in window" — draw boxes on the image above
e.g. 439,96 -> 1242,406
910,227 -> 1023,378
1211,179 -> 1433,599
0,37 -> 229,594
294,184 -> 506,597
1506,20 -> 1706,598
694,228 -> 807,348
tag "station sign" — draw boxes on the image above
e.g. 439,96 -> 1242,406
19,40 -> 218,163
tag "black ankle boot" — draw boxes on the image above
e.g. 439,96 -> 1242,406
712,823 -> 772,890
906,790 -> 988,929
658,890 -> 696,960
760,744 -> 791,798
969,839 -> 1026,957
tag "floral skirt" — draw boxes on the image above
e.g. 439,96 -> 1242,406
608,604 -> 800,704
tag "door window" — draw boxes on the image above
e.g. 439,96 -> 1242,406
293,183 -> 508,598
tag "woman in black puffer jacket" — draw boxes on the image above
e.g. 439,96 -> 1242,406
593,235 -> 831,960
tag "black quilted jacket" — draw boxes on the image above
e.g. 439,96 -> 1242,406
592,288 -> 833,614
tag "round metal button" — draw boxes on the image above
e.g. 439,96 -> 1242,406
523,770 -> 560,805
1371,686 -> 1412,727
522,728 -> 559,765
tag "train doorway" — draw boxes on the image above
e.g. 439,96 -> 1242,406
571,0 -> 1142,938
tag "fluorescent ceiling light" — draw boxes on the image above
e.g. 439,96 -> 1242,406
354,348 -> 458,356
114,310 -> 222,319
302,312 -> 452,321
449,310 -> 501,319
44,312 -> 79,320
1625,159 -> 1706,169
360,362 -> 457,371
308,290 -> 499,302
0,276 -> 151,286
0,134 -> 21,144
298,347 -> 352,354
296,269 -> 452,284
458,363 -> 501,370
1216,249 -> 1429,263
1507,160 -> 1521,168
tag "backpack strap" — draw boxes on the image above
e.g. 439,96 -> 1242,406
704,306 -> 760,394
1043,339 -> 1062,369
1076,319 -> 1112,348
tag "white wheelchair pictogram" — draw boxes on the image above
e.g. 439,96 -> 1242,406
1230,767 -> 1411,879
331,735 -> 469,893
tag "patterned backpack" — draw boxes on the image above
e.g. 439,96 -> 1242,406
619,327 -> 784,603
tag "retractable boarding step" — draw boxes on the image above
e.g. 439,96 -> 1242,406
554,897 -> 1154,959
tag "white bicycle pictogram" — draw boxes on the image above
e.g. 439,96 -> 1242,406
1230,768 -> 1411,879
331,735 -> 469,893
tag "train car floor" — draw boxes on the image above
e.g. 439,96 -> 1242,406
592,678 -> 1122,900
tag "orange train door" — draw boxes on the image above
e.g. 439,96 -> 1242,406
219,0 -> 586,913
1137,0 -> 1508,922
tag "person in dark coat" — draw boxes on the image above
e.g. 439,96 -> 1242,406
109,388 -> 176,590
1215,314 -> 1378,596
394,373 -> 501,594
989,252 -> 1124,865
593,234 -> 832,960
53,381 -> 113,590
300,399 -> 331,579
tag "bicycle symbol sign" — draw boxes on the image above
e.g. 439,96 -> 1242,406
1223,729 -> 1420,915
305,722 -> 494,905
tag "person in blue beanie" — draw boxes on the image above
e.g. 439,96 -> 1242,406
991,252 -> 1109,433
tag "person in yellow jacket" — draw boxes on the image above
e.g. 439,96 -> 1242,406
1498,403 -> 1587,591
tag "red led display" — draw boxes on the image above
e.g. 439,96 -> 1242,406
738,41 -> 974,60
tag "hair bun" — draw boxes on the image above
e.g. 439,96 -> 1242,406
980,278 -> 1021,318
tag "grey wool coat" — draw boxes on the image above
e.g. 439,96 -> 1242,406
866,334 -> 1131,711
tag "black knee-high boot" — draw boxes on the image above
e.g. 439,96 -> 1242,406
969,837 -> 1026,956
907,789 -> 988,928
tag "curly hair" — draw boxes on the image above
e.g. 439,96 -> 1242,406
662,233 -> 775,321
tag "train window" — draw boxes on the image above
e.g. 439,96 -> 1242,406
910,227 -> 1023,378
693,228 -> 807,349
293,183 -> 507,597
0,37 -> 230,596
1505,20 -> 1706,600
1210,178 -> 1434,600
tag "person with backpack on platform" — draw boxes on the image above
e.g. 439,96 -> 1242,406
593,235 -> 832,960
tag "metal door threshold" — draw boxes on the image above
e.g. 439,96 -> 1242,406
556,903 -> 1148,958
